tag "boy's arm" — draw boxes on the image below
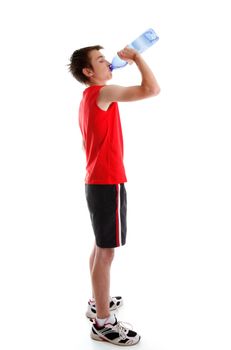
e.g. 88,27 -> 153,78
98,47 -> 160,104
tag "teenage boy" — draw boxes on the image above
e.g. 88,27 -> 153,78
68,45 -> 160,346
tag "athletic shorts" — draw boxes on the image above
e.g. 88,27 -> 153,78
85,183 -> 127,248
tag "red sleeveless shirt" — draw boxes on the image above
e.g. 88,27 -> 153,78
79,85 -> 127,184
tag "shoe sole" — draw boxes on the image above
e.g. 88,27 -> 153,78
91,332 -> 141,346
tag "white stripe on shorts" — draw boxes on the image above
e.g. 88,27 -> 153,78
118,184 -> 122,246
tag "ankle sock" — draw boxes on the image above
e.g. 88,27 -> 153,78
96,314 -> 115,327
106,314 -> 116,324
96,317 -> 108,327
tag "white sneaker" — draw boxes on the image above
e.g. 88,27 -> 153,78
91,315 -> 141,346
86,296 -> 123,319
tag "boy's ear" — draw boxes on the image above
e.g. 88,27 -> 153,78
82,68 -> 94,77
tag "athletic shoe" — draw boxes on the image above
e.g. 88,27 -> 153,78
91,316 -> 141,346
86,296 -> 123,319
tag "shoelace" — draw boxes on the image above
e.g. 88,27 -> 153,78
113,321 -> 133,340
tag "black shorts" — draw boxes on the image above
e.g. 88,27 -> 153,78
85,183 -> 127,248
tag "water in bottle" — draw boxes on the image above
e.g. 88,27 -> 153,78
109,28 -> 159,71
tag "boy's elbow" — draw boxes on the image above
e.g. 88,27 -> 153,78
143,85 -> 160,97
150,86 -> 161,96
141,85 -> 161,98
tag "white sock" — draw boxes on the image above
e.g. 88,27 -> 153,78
96,317 -> 108,327
106,314 -> 116,325
96,314 -> 115,327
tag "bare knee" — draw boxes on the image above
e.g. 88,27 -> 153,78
96,247 -> 114,265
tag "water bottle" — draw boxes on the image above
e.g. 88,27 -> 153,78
109,28 -> 159,71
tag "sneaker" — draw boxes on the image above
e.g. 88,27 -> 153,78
86,296 -> 123,319
91,316 -> 141,346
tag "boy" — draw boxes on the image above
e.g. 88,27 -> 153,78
68,44 -> 160,346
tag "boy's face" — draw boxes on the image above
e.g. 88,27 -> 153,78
87,49 -> 112,84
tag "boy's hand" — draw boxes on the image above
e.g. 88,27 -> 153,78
117,46 -> 140,65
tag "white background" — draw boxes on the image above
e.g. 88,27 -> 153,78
0,0 -> 231,349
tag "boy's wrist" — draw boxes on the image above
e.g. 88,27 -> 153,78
133,52 -> 141,62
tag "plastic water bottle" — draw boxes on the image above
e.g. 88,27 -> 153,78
109,28 -> 159,71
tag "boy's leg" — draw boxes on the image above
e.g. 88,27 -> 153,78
89,242 -> 97,298
91,246 -> 114,318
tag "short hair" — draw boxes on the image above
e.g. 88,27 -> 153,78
68,45 -> 103,84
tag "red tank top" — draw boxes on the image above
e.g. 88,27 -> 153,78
79,85 -> 127,184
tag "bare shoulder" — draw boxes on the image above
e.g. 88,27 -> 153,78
97,85 -> 124,111
98,85 -> 124,101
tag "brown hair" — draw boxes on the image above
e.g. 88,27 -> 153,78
68,45 -> 103,84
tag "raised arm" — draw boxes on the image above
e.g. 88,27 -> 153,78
98,46 -> 160,108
